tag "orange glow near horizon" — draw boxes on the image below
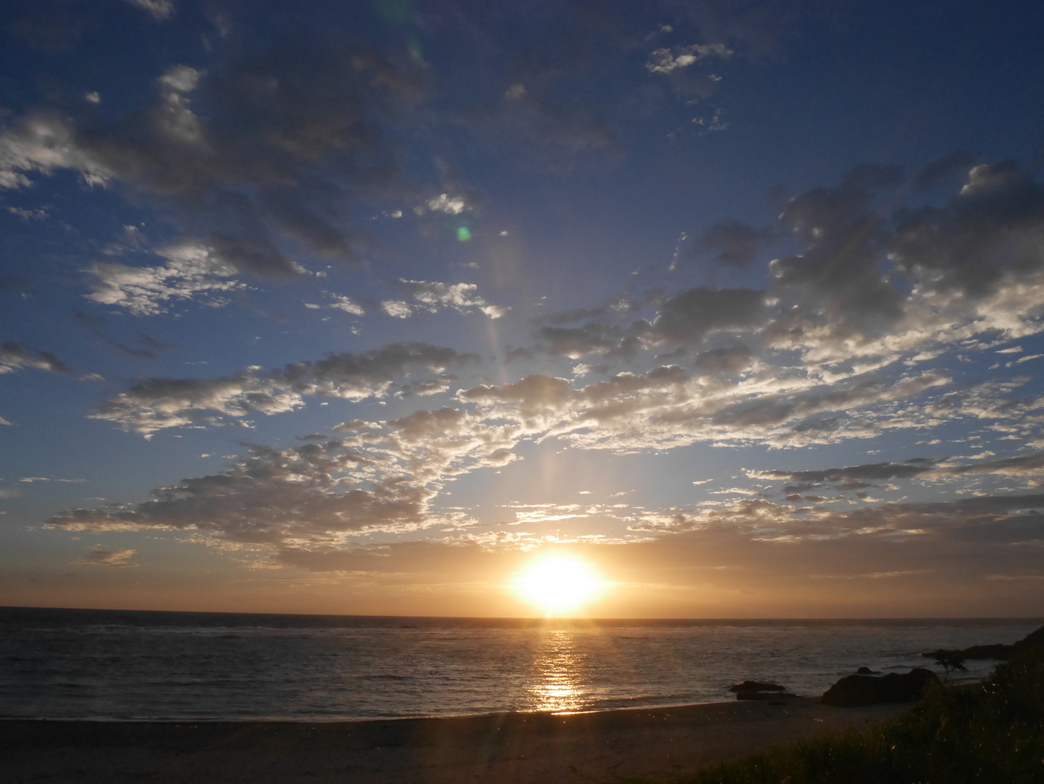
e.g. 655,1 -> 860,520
516,556 -> 604,615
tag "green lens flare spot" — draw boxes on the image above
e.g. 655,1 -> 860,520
457,226 -> 472,242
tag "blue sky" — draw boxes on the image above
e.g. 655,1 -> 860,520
2,0 -> 1044,617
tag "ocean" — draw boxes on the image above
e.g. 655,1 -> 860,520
0,607 -> 1038,722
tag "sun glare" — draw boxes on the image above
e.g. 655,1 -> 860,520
517,556 -> 602,615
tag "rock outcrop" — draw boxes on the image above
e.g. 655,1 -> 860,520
729,681 -> 794,700
821,668 -> 938,707
922,623 -> 1044,662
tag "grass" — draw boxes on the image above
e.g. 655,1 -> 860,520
637,653 -> 1044,784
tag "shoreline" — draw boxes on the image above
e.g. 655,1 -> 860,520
0,695 -> 810,724
1,698 -> 910,783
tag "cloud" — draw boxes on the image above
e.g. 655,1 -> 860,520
2,35 -> 427,275
49,440 -> 433,544
459,374 -> 574,431
890,161 -> 1044,300
86,241 -> 247,315
124,0 -> 175,21
326,294 -> 365,316
532,158 -> 1044,379
694,345 -> 756,374
383,280 -> 508,319
0,341 -> 71,374
74,311 -> 179,359
535,323 -> 623,359
912,151 -> 976,192
696,220 -> 771,267
531,287 -> 766,360
0,110 -> 110,189
6,206 -> 49,221
650,287 -> 768,346
703,369 -> 951,431
93,341 -> 480,436
19,476 -> 86,484
49,403 -> 520,548
757,451 -> 1044,498
759,458 -> 941,490
74,547 -> 137,567
645,43 -> 733,74
422,193 -> 468,215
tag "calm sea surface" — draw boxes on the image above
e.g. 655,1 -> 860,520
0,607 -> 1038,721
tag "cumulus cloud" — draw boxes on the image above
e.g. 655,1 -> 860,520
93,342 -> 479,436
50,404 -> 520,551
422,193 -> 468,215
383,280 -> 508,319
86,241 -> 247,315
326,294 -> 365,316
651,287 -> 767,346
535,323 -> 624,359
889,161 -> 1044,300
50,427 -> 1044,605
530,158 -> 1044,393
49,440 -> 433,545
0,111 -> 111,189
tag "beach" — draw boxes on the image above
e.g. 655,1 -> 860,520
2,698 -> 908,783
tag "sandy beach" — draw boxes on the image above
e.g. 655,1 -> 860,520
2,698 -> 909,783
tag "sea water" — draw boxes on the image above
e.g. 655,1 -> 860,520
0,607 -> 1038,721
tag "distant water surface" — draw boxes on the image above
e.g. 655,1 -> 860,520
0,607 -> 1038,721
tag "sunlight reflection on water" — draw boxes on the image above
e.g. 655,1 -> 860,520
527,628 -> 586,712
3,610 -> 1038,721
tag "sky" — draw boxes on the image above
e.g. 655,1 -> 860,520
2,0 -> 1044,619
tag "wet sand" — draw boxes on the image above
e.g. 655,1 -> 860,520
1,698 -> 909,783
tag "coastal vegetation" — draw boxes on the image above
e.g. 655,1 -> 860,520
645,652 -> 1044,784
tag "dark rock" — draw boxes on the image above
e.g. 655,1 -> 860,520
922,624 -> 1044,661
730,680 -> 791,701
1015,624 -> 1044,651
856,667 -> 880,675
729,680 -> 785,693
925,643 -> 1011,661
821,668 -> 938,707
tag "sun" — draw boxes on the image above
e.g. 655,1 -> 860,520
517,556 -> 602,615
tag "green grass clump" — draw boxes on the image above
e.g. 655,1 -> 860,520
655,653 -> 1044,784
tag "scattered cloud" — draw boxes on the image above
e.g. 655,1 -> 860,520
0,342 -> 71,374
646,43 -> 732,74
74,546 -> 138,567
86,241 -> 248,315
124,0 -> 175,21
326,294 -> 365,316
92,342 -> 479,437
1,37 -> 427,275
406,280 -> 502,317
